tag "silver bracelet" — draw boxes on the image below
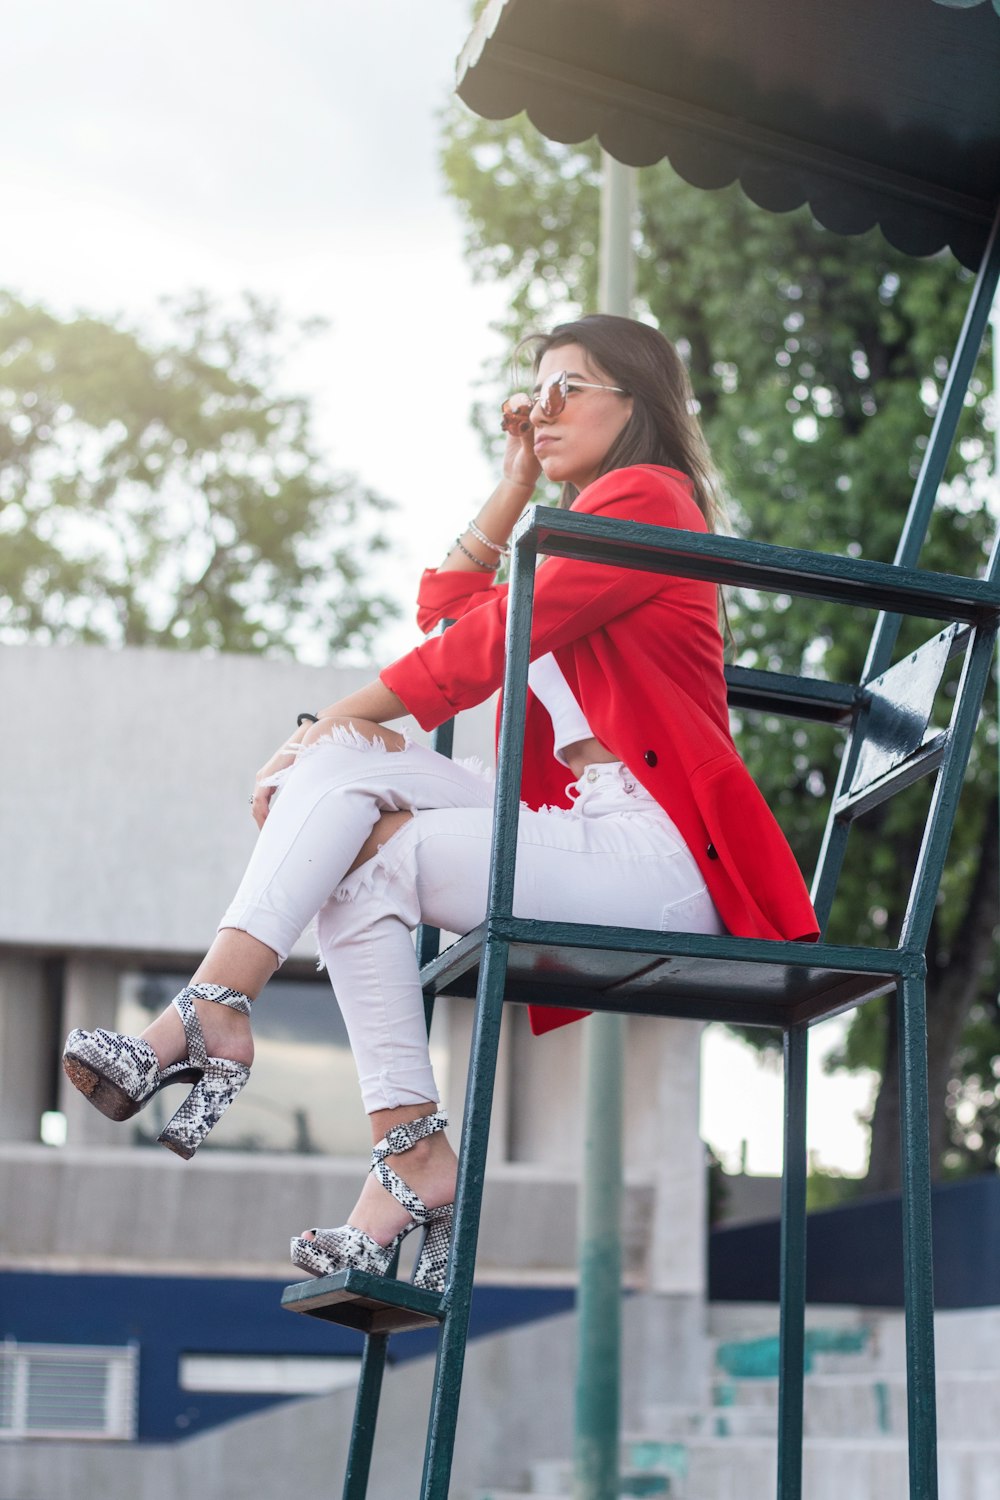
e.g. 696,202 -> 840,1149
451,535 -> 497,570
467,519 -> 510,558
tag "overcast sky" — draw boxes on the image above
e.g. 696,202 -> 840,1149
3,0 -> 505,660
3,0 -> 874,1175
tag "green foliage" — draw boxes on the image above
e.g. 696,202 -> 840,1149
806,1165 -> 864,1213
440,97 -> 1000,1180
0,291 -> 397,657
942,991 -> 1000,1178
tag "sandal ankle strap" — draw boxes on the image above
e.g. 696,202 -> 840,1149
172,984 -> 252,1069
377,1110 -> 449,1159
370,1111 -> 449,1224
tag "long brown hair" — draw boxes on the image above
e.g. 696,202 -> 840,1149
520,314 -> 722,528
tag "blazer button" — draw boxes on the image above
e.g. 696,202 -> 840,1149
643,750 -> 658,767
707,843 -> 719,860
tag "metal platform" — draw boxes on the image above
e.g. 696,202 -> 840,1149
420,921 -> 902,1030
282,1269 -> 444,1335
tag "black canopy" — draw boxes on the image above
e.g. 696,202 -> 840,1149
457,0 -> 1000,268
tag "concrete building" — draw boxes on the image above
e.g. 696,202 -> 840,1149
0,641 -> 707,1499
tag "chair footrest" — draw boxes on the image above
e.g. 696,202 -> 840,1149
281,1268 -> 445,1334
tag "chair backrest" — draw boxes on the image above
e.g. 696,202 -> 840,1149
807,611 -> 996,952
754,214 -> 1000,953
844,625 -> 959,814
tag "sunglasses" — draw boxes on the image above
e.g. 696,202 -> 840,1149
501,370 -> 627,434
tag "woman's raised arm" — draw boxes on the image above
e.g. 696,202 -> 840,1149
437,393 -> 539,574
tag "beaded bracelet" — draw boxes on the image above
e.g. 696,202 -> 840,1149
451,535 -> 497,570
467,519 -> 510,558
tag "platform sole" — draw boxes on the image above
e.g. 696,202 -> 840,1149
62,1053 -> 143,1121
62,1052 -> 202,1124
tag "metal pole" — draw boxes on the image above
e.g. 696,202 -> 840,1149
897,967 -> 939,1500
992,292 -> 1000,917
598,152 -> 635,322
420,533 -> 539,1499
776,1026 -> 808,1500
573,149 -> 635,1500
864,206 -> 1000,681
574,1012 -> 625,1500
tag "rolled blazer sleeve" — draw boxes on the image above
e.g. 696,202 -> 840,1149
415,568 -> 508,633
382,468 -> 706,730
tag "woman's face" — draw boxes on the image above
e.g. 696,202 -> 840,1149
530,342 -> 633,490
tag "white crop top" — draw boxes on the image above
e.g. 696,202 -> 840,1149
527,653 -> 594,766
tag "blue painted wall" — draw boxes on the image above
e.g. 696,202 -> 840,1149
709,1173 -> 1000,1308
0,1271 -> 574,1442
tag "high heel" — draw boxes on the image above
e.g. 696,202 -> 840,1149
62,982 -> 252,1159
411,1201 -> 454,1292
290,1111 -> 454,1293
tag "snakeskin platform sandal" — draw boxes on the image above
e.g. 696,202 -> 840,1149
62,982 -> 252,1160
290,1110 -> 454,1293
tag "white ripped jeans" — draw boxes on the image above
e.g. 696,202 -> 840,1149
218,727 -> 724,1112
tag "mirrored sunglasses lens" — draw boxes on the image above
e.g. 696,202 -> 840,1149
539,372 -> 566,418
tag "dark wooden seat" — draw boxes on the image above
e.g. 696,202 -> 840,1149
422,923 -> 901,1028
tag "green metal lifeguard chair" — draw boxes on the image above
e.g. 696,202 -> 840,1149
283,4 -> 1000,1497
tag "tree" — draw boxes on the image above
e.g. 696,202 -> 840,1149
441,104 -> 1000,1191
0,290 -> 397,658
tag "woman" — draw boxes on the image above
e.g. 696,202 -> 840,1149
63,314 -> 817,1292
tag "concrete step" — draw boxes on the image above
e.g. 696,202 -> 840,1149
730,1370 -> 999,1442
712,1320 -> 875,1382
475,1493 -> 567,1500
484,1307 -> 1000,1499
494,1438 -> 1000,1500
475,1492 -> 565,1500
675,1437 -> 1000,1500
506,1485 -> 668,1497
529,1457 -> 673,1495
646,1369 -> 1000,1441
706,1301 -> 874,1343
707,1303 -> 1000,1374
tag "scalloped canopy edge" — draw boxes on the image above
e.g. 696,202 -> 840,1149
457,2 -> 1000,271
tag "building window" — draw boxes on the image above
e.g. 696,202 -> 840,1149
0,1340 -> 137,1441
179,1353 -> 360,1395
116,972 -> 448,1157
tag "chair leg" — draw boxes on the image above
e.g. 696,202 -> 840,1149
418,934 -> 511,1500
574,1011 -> 624,1500
777,1024 -> 808,1500
897,971 -> 939,1500
342,1332 -> 390,1500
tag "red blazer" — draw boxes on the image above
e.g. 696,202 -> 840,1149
380,464 -> 819,1033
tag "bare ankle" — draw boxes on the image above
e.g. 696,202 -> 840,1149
139,993 -> 254,1072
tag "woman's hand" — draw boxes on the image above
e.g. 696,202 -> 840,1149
502,392 -> 541,491
250,730 -> 306,829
